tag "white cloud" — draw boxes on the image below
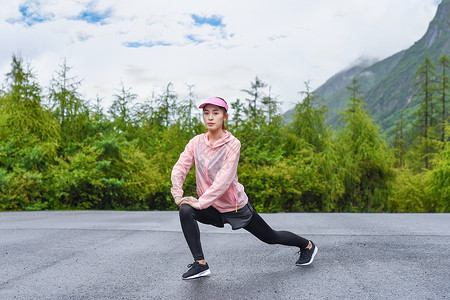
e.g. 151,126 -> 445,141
0,0 -> 441,113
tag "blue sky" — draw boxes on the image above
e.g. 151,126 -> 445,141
0,0 -> 441,112
191,14 -> 223,27
74,5 -> 112,24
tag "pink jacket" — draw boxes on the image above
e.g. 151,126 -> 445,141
171,131 -> 248,212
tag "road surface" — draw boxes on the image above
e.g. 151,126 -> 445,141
1,211 -> 449,299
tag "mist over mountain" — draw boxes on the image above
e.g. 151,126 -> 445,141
285,0 -> 450,139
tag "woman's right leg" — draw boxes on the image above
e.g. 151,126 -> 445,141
179,204 -> 204,261
179,204 -> 224,261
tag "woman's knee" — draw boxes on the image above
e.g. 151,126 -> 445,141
245,212 -> 279,244
179,204 -> 195,221
253,232 -> 280,245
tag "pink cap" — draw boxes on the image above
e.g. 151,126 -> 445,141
199,97 -> 228,111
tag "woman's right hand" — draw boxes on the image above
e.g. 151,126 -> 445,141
179,196 -> 200,209
175,196 -> 183,206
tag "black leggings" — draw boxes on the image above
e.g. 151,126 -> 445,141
179,204 -> 310,261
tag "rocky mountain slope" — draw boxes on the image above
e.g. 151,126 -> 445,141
284,0 -> 450,139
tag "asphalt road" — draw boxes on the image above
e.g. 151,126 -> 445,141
0,211 -> 449,300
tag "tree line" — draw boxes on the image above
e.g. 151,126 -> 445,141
0,53 -> 448,212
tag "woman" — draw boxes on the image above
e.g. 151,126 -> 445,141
171,97 -> 318,280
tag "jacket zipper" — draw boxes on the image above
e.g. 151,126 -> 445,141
231,183 -> 238,212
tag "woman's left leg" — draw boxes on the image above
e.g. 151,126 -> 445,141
243,210 -> 309,249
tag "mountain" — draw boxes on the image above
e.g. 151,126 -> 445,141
315,52 -> 405,126
284,59 -> 374,123
283,57 -> 379,123
284,0 -> 450,139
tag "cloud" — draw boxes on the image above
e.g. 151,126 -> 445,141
268,34 -> 287,42
77,32 -> 92,42
0,0 -> 442,113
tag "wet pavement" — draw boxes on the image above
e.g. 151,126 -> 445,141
0,211 -> 449,299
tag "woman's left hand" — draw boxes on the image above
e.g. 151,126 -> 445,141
179,196 -> 200,209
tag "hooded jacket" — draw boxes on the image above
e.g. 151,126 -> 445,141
171,131 -> 248,213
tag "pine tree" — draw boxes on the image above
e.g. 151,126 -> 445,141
346,78 -> 362,109
0,54 -> 59,171
6,54 -> 41,106
241,76 -> 267,122
426,123 -> 450,212
261,86 -> 280,124
178,84 -> 201,135
288,81 -> 328,153
109,81 -> 137,134
155,82 -> 177,127
335,78 -> 392,212
133,92 -> 158,129
48,59 -> 88,144
230,98 -> 245,132
393,110 -> 406,167
437,53 -> 449,143
414,57 -> 437,169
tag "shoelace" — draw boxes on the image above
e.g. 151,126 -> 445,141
187,261 -> 203,269
296,248 -> 308,258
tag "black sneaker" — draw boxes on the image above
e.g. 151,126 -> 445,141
182,261 -> 211,280
296,241 -> 318,266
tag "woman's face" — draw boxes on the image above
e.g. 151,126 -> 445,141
203,104 -> 228,132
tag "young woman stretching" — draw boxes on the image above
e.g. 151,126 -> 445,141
171,97 -> 318,280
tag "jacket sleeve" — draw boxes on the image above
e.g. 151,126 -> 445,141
197,140 -> 241,209
170,137 -> 196,199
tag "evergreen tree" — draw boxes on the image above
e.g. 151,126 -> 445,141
5,54 -> 41,106
426,123 -> 450,212
283,81 -> 333,211
241,76 -> 267,122
0,54 -> 59,209
437,53 -> 449,143
155,83 -> 177,127
288,81 -> 328,153
261,86 -> 280,124
133,92 -> 158,129
230,98 -> 245,132
413,57 -> 437,169
335,78 -> 392,212
109,81 -> 137,134
346,78 -> 362,109
48,59 -> 88,144
91,95 -> 106,121
393,110 -> 406,168
235,82 -> 284,166
1,54 -> 59,171
178,84 -> 202,135
82,95 -> 112,145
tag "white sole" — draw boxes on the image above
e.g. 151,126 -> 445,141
296,245 -> 318,266
183,269 -> 211,280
